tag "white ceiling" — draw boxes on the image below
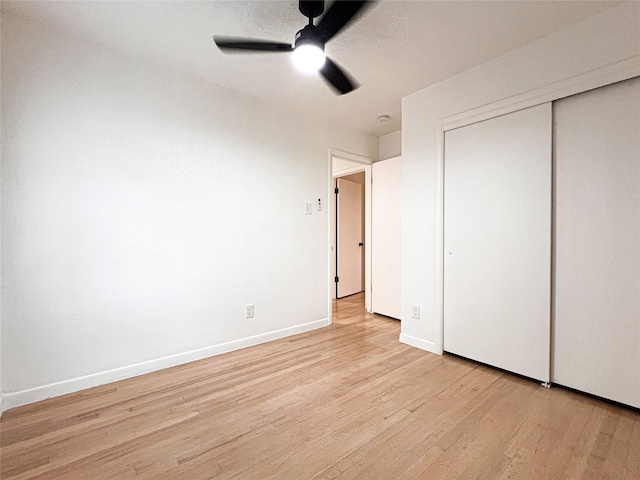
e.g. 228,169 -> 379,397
1,0 -> 620,136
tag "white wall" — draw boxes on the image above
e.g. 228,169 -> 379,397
401,2 -> 640,353
332,157 -> 366,177
0,13 -> 377,410
378,130 -> 401,161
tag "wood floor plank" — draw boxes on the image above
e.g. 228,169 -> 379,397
2,293 -> 639,479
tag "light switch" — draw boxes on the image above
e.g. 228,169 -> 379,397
305,203 -> 313,215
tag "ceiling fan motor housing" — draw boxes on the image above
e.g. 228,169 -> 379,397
295,24 -> 325,51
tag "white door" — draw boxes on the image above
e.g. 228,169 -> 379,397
444,103 -> 552,382
553,77 -> 640,408
372,156 -> 401,319
336,177 -> 363,298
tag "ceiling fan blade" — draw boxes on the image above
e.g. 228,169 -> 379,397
316,1 -> 373,44
214,36 -> 293,53
319,57 -> 359,95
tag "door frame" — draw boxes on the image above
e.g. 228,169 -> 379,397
328,148 -> 372,322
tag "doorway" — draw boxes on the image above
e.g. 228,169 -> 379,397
329,150 -> 372,314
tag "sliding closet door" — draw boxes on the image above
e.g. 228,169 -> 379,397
444,103 -> 552,382
553,78 -> 640,408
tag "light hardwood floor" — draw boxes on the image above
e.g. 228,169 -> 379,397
2,293 -> 639,479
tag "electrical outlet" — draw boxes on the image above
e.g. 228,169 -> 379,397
411,305 -> 420,319
245,304 -> 255,319
305,203 -> 313,215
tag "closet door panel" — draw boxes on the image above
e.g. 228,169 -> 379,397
553,77 -> 640,408
444,103 -> 552,382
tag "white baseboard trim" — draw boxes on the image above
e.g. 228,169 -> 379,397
399,333 -> 441,355
2,318 -> 330,413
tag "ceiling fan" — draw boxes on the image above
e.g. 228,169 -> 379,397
213,1 -> 374,95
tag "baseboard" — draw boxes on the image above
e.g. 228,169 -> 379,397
2,318 -> 330,413
399,333 -> 440,355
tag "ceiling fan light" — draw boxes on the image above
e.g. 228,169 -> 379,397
292,43 -> 326,73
